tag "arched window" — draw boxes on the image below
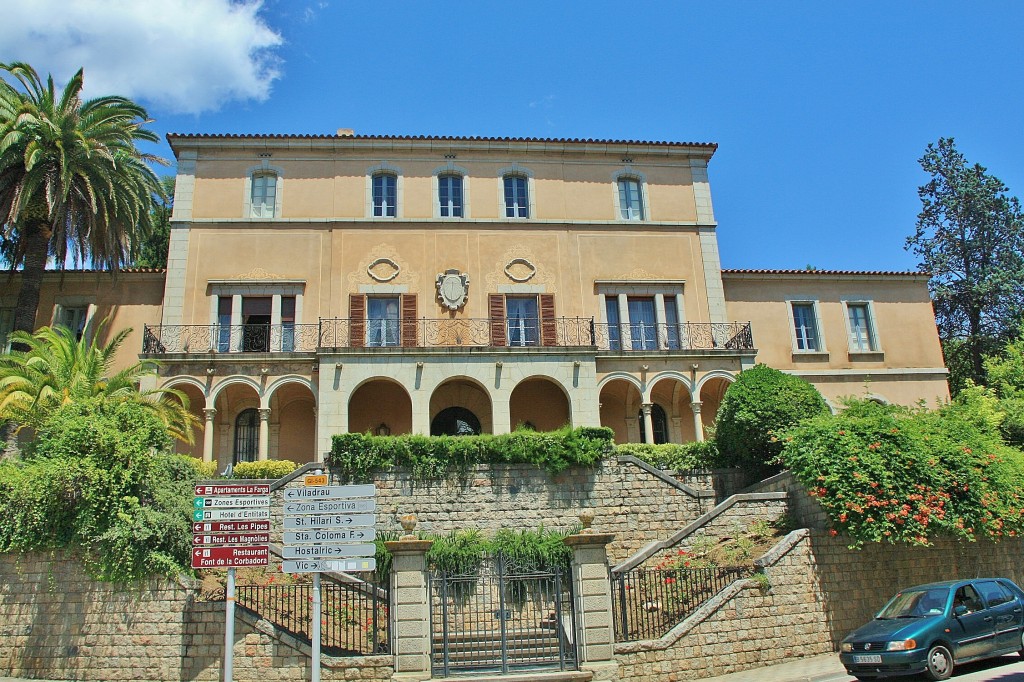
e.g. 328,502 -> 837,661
372,172 -> 397,217
638,404 -> 669,444
431,407 -> 481,436
617,176 -> 645,220
234,408 -> 259,463
250,172 -> 278,218
503,174 -> 529,218
438,174 -> 464,217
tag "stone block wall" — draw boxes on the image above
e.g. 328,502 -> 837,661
0,551 -> 391,682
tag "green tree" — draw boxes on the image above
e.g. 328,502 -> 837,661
133,176 -> 174,268
714,363 -> 829,471
0,322 -> 197,443
983,334 -> 1024,447
906,137 -> 1024,394
0,62 -> 165,334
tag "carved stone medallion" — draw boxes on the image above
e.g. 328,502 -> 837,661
436,269 -> 469,310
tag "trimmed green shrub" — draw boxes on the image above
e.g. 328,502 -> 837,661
232,459 -> 299,480
191,460 -> 219,479
616,441 -> 723,470
781,397 -> 1024,547
715,364 -> 829,470
328,426 -> 614,483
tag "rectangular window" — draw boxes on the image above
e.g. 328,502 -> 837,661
504,175 -> 528,218
505,296 -> 539,347
372,173 -> 397,217
605,298 -> 621,351
251,173 -> 277,218
627,297 -> 657,351
57,306 -> 88,341
0,308 -> 13,351
847,303 -> 877,352
367,297 -> 400,347
281,296 -> 296,351
217,297 -> 232,352
438,175 -> 463,217
791,302 -> 821,351
242,297 -> 271,352
618,178 -> 644,220
664,299 -> 681,350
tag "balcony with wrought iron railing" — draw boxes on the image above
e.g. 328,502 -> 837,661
142,319 -> 754,354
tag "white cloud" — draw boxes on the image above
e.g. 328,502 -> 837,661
0,0 -> 284,115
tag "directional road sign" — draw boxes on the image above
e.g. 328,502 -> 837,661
194,496 -> 270,509
282,513 -> 375,530
283,484 -> 376,500
283,498 -> 375,515
195,483 -> 270,496
193,533 -> 271,546
191,546 -> 269,568
282,558 -> 377,574
193,508 -> 271,522
283,528 -> 375,544
282,543 -> 375,559
192,520 -> 271,534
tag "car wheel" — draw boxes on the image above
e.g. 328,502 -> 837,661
924,644 -> 953,681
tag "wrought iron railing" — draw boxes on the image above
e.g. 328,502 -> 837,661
235,579 -> 388,656
610,566 -> 750,642
143,320 -> 753,353
142,324 -> 320,353
592,321 -> 753,352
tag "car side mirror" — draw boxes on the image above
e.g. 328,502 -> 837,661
954,604 -> 967,617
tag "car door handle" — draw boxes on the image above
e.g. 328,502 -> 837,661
984,616 -> 993,622
1014,609 -> 1021,613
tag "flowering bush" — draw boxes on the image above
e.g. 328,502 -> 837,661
781,397 -> 1024,547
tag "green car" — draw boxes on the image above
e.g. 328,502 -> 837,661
839,578 -> 1024,680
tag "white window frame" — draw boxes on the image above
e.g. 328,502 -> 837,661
243,161 -> 284,219
786,299 -> 826,354
842,299 -> 881,353
52,301 -> 95,341
208,281 -> 305,352
597,283 -> 686,351
432,162 -> 471,219
365,162 -> 404,218
612,169 -> 649,221
497,165 -> 536,219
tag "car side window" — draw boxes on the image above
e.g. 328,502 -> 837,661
977,580 -> 1012,607
954,585 -> 984,613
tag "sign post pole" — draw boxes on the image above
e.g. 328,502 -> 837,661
224,566 -> 235,682
311,572 -> 321,682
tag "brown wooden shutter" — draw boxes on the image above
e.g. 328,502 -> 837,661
489,294 -> 507,347
349,294 -> 365,348
401,294 -> 418,347
540,294 -> 557,347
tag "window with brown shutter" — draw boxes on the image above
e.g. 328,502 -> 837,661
401,294 -> 418,347
349,294 -> 365,348
489,294 -> 507,347
540,294 -> 557,346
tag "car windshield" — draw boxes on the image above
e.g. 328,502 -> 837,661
877,587 -> 950,619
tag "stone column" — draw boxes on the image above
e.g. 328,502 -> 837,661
690,401 -> 705,442
385,538 -> 434,680
202,408 -> 217,463
258,408 -> 271,461
564,532 -> 617,676
640,403 -> 655,444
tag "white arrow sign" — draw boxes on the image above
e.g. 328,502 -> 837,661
194,508 -> 271,522
284,528 -> 375,544
282,543 -> 376,559
283,514 -> 375,530
283,484 -> 376,500
282,558 -> 377,574
283,498 -> 376,515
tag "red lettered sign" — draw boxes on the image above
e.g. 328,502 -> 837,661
191,546 -> 269,568
192,520 -> 271,534
193,533 -> 271,546
194,483 -> 271,496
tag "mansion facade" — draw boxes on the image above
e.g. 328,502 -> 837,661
0,132 -> 949,467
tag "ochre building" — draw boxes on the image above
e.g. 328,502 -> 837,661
0,132 -> 949,466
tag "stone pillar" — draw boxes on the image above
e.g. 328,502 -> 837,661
385,538 -> 434,680
258,408 -> 271,461
564,532 -> 617,676
640,403 -> 654,444
203,408 -> 217,463
690,401 -> 705,442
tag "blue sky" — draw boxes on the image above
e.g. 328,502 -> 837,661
3,1 -> 1022,271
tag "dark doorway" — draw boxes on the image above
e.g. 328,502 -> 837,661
431,407 -> 481,436
234,408 -> 259,463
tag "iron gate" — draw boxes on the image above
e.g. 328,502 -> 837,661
430,555 -> 577,676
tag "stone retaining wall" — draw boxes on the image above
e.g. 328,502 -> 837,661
0,552 -> 392,682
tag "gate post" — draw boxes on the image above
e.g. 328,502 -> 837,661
564,531 -> 618,679
385,538 -> 434,680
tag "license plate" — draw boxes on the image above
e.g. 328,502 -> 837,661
853,654 -> 882,664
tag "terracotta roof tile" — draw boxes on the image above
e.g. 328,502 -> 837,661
166,132 -> 717,149
722,268 -> 927,277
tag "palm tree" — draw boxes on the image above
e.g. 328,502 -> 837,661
0,62 -> 165,334
0,321 -> 197,443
